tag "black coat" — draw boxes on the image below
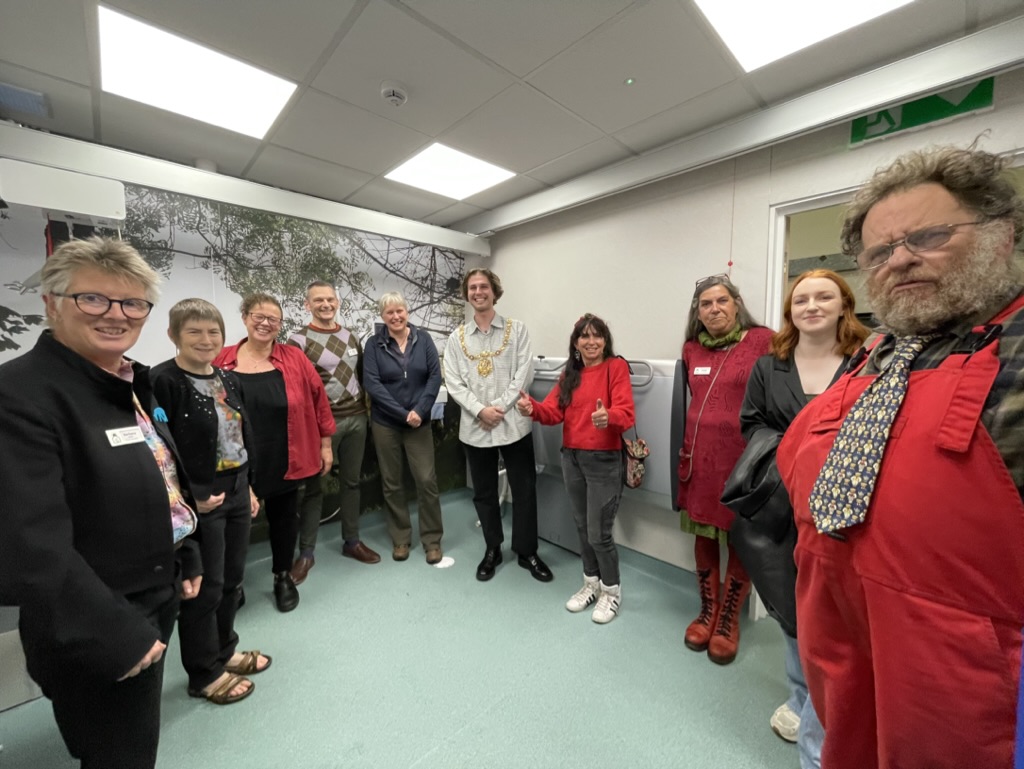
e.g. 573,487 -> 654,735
727,353 -> 847,638
0,332 -> 197,686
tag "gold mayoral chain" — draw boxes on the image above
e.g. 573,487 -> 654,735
459,320 -> 515,377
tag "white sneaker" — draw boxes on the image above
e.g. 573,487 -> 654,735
770,702 -> 800,743
566,575 -> 600,612
591,582 -> 620,624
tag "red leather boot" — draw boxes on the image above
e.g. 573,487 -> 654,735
684,536 -> 721,652
707,545 -> 751,665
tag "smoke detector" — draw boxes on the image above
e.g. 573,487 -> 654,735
380,80 -> 408,107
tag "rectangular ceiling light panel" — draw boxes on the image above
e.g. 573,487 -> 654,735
98,6 -> 296,139
694,0 -> 915,72
385,143 -> 515,200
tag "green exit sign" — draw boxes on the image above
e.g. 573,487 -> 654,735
851,78 -> 994,145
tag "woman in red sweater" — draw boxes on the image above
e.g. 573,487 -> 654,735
517,314 -> 635,624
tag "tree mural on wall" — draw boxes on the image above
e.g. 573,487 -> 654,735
120,185 -> 465,342
0,210 -> 45,352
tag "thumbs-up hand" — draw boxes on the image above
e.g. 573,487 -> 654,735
592,399 -> 608,430
516,390 -> 533,416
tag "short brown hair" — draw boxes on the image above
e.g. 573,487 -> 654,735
771,269 -> 869,360
305,280 -> 336,300
841,145 -> 1024,257
168,298 -> 225,342
460,268 -> 503,302
240,292 -> 282,315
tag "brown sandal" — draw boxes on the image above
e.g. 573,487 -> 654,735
188,673 -> 254,705
224,650 -> 272,675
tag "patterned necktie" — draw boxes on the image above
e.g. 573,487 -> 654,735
808,335 -> 933,534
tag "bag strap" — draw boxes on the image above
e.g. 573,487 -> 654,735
607,356 -> 640,440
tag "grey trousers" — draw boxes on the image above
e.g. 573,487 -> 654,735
370,420 -> 444,549
298,413 -> 367,551
560,448 -> 623,586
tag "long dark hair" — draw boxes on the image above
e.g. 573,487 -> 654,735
558,314 -> 615,410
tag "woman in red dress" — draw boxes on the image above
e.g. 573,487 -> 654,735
677,275 -> 772,664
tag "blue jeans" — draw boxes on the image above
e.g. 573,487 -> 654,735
784,632 -> 824,769
560,448 -> 623,586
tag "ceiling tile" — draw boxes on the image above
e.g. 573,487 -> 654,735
344,178 -> 454,220
0,0 -> 92,85
246,146 -> 373,203
312,1 -> 513,136
422,201 -> 487,228
105,0 -> 359,81
527,0 -> 737,133
441,84 -> 604,172
0,63 -> 95,140
100,93 -> 260,176
400,0 -> 633,77
462,175 -> 548,210
271,89 -> 430,175
526,138 -> 634,186
614,81 -> 759,153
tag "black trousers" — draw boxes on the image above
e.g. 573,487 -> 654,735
463,433 -> 538,555
177,469 -> 252,689
264,483 -> 303,573
48,583 -> 178,769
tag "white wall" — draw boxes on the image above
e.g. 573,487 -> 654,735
485,68 -> 1024,573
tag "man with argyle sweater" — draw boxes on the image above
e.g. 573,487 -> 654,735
287,281 -> 380,584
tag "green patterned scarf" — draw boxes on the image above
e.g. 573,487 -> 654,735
698,325 -> 742,349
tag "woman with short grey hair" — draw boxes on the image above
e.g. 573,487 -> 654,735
0,236 -> 197,768
362,292 -> 445,563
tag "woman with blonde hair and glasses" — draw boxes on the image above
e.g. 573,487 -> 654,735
732,269 -> 868,766
677,274 -> 771,664
0,236 -> 197,768
215,293 -> 335,613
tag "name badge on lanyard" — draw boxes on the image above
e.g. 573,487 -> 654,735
106,426 -> 145,447
693,366 -> 712,376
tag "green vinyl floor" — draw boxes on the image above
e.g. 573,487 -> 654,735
0,488 -> 796,769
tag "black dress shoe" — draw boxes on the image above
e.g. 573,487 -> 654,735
476,548 -> 503,581
518,554 -> 553,582
273,572 -> 299,612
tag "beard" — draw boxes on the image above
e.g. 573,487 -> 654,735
867,225 -> 1022,335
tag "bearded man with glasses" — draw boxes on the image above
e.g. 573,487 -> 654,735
777,145 -> 1024,769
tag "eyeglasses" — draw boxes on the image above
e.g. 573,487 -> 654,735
695,273 -> 730,289
52,292 -> 154,319
247,312 -> 282,327
856,220 -> 984,270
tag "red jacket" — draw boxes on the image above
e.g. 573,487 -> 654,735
529,357 -> 635,451
215,340 -> 335,481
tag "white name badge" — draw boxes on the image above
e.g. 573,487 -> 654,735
106,426 -> 145,447
346,348 -> 358,357
693,366 -> 712,376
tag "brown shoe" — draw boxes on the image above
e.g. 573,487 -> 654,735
290,556 -> 315,586
392,544 -> 410,562
342,541 -> 381,564
425,547 -> 443,565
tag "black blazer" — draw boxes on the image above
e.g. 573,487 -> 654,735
0,332 -> 197,686
729,353 -> 848,637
